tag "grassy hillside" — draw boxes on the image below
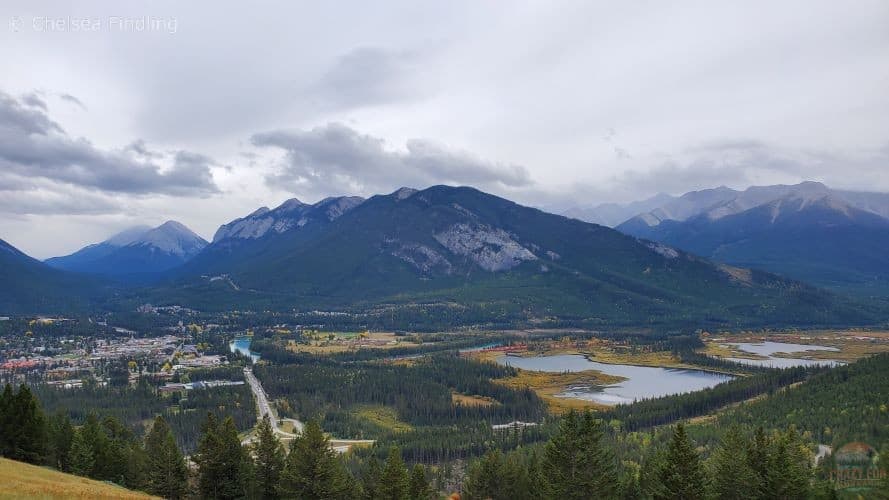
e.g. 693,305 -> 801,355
0,458 -> 156,499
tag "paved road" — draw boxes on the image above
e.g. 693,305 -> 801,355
242,366 -> 371,452
243,366 -> 302,438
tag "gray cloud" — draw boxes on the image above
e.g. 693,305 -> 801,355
59,93 -> 86,110
21,92 -> 48,111
0,91 -> 219,196
312,46 -> 423,109
610,140 -> 889,197
253,122 -> 532,196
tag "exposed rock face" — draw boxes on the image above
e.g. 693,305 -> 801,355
434,223 -> 537,271
389,242 -> 454,275
212,196 -> 364,243
645,241 -> 679,259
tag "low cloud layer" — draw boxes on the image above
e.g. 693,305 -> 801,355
254,122 -> 533,197
0,91 -> 219,201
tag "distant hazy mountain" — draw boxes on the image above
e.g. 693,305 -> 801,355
561,192 -> 675,227
618,184 -> 889,294
0,238 -> 105,313
157,185 -> 878,327
46,221 -> 208,277
617,182 -> 889,228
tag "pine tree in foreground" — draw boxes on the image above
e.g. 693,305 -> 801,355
144,416 -> 188,500
655,423 -> 707,500
195,413 -> 251,499
409,463 -> 435,500
68,428 -> 94,477
379,445 -> 410,500
708,425 -> 760,500
252,414 -> 285,499
278,420 -> 354,499
543,410 -> 618,499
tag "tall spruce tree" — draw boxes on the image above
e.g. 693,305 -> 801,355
279,420 -> 353,499
655,423 -> 707,500
408,463 -> 434,500
196,413 -> 250,499
380,446 -> 410,500
708,426 -> 760,500
252,414 -> 285,499
462,449 -> 507,500
361,456 -> 383,500
543,410 -> 618,499
4,385 -> 48,464
68,428 -> 94,477
47,411 -> 74,472
0,384 -> 11,457
144,416 -> 188,500
764,428 -> 811,499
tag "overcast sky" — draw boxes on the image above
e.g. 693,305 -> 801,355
1,0 -> 888,258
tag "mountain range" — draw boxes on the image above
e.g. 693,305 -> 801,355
2,184 -> 886,327
139,185 -> 875,327
45,221 -> 208,278
610,182 -> 889,294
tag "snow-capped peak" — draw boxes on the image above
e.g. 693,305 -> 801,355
104,225 -> 152,247
127,221 -> 208,258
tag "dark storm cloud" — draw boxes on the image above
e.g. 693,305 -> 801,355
0,91 -> 219,197
253,122 -> 533,195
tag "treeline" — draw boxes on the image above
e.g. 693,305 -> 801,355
601,365 -> 823,431
29,378 -> 255,451
0,384 -> 439,499
255,353 -> 546,429
717,352 -> 889,446
462,411 -> 838,500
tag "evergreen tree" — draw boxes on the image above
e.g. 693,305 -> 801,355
252,414 -> 285,499
764,428 -> 811,500
361,456 -> 383,500
380,446 -> 410,500
195,412 -> 224,498
279,420 -> 353,499
47,411 -> 73,471
708,425 -> 760,500
100,416 -> 132,484
543,410 -> 618,499
77,414 -> 106,478
0,384 -> 11,457
462,449 -> 506,500
144,416 -> 188,500
747,425 -> 770,497
408,463 -> 434,500
655,423 -> 707,500
4,385 -> 48,464
68,429 -> 94,477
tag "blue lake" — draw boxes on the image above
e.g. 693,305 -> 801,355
496,354 -> 734,405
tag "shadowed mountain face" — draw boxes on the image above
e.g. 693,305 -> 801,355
0,238 -> 106,313
153,185 -> 879,327
45,221 -> 207,277
618,187 -> 889,295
